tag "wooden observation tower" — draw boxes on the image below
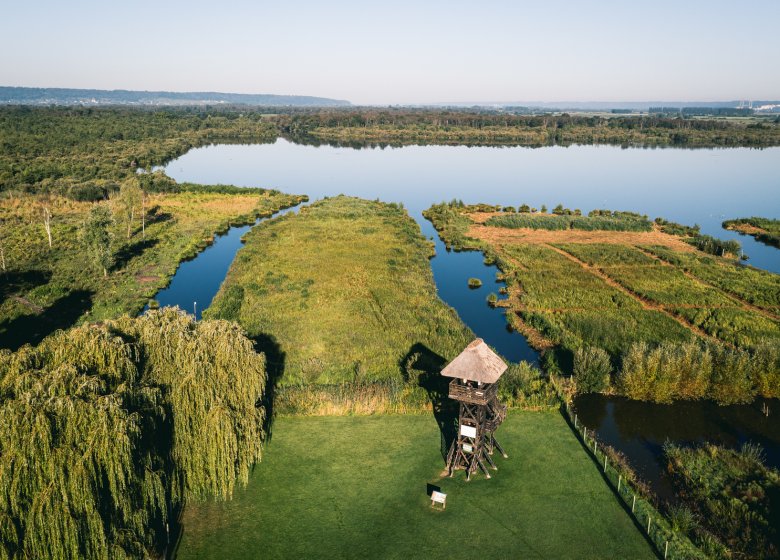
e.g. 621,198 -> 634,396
442,338 -> 508,480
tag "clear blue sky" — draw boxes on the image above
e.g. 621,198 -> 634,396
2,0 -> 778,105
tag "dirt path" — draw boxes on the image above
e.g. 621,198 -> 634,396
12,296 -> 44,314
633,245 -> 780,322
466,219 -> 695,252
545,244 -> 725,345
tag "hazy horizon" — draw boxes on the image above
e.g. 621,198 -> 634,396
2,0 -> 779,105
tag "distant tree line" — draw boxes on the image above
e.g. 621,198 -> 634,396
649,107 -> 754,117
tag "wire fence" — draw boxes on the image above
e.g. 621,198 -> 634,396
559,399 -> 706,559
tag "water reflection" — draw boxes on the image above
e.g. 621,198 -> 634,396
166,140 -> 780,273
574,394 -> 780,502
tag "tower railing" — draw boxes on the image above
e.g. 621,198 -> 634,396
448,380 -> 497,406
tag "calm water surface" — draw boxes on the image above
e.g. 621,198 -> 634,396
160,140 -> 780,493
167,140 -> 780,271
574,394 -> 780,502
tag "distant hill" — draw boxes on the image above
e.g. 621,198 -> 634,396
431,100 -> 780,113
0,86 -> 351,107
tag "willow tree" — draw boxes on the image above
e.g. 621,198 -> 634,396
0,309 -> 266,559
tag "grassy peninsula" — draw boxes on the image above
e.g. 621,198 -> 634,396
206,196 -> 473,389
723,216 -> 780,249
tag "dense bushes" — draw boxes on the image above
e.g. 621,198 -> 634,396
485,212 -> 652,232
0,309 -> 266,559
687,234 -> 741,257
616,340 -> 779,404
573,347 -> 612,393
655,217 -> 700,237
569,339 -> 779,405
665,443 -> 780,558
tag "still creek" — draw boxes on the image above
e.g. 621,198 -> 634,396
157,139 -> 780,499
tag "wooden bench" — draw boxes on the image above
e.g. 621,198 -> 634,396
430,490 -> 447,509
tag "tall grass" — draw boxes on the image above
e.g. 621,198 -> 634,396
664,442 -> 780,558
207,196 -> 474,386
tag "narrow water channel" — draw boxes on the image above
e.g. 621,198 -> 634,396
148,206 -> 299,320
147,202 -> 538,363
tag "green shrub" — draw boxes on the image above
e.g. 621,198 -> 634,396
665,443 -> 780,558
573,346 -> 612,393
709,345 -> 754,404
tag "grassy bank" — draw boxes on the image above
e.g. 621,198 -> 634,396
176,413 -> 656,560
665,443 -> 780,558
723,216 -> 780,249
0,187 -> 305,349
206,196 -> 474,386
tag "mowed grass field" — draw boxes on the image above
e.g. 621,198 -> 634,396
176,413 -> 655,560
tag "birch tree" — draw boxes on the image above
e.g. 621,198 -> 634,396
82,204 -> 114,277
41,201 -> 53,248
119,178 -> 143,239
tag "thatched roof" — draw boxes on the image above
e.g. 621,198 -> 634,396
441,339 -> 508,384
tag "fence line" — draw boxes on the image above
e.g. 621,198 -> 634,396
557,394 -> 705,559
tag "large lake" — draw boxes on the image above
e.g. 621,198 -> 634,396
167,140 -> 779,271
161,140 -> 780,498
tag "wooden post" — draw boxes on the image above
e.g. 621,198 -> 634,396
647,517 -> 651,533
574,414 -> 578,428
618,475 -> 622,492
632,494 -> 636,512
603,455 -> 607,471
593,438 -> 597,454
664,540 -> 669,559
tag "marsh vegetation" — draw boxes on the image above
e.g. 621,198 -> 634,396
425,201 -> 780,404
0,186 -> 304,349
724,217 -> 780,249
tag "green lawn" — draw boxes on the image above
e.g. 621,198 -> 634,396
176,413 -> 655,559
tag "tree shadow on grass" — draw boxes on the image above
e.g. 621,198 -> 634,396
0,269 -> 53,300
113,238 -> 160,270
401,343 -> 457,462
252,333 -> 286,443
0,289 -> 94,350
